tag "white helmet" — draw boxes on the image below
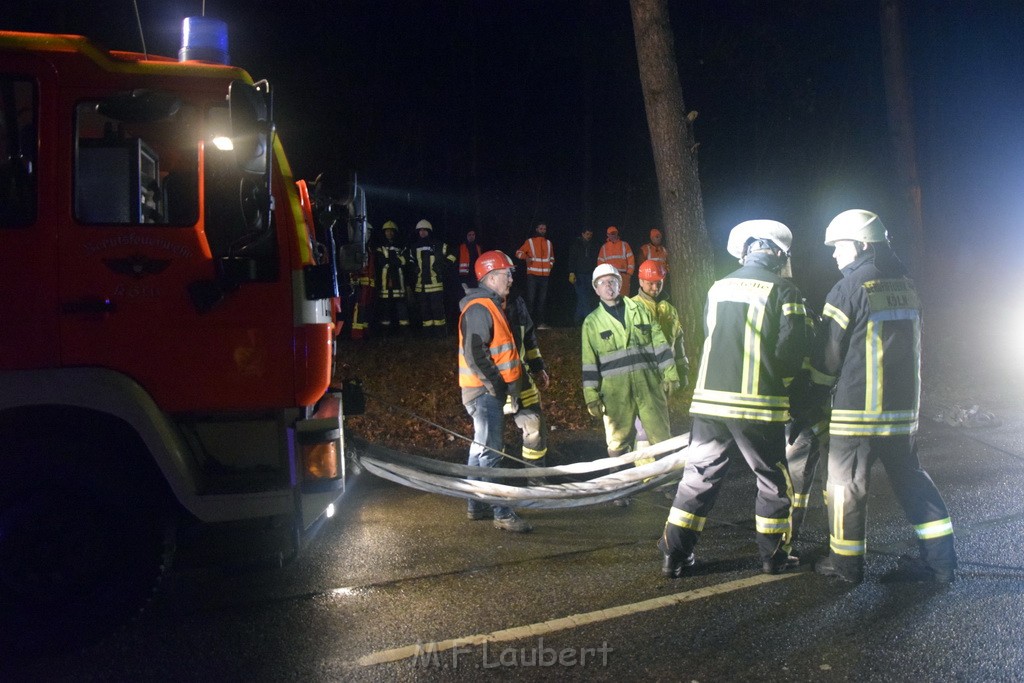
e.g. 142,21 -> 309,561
416,219 -> 433,231
726,220 -> 793,258
824,209 -> 887,246
591,263 -> 621,288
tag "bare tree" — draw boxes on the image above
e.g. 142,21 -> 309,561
629,0 -> 714,356
881,0 -> 925,282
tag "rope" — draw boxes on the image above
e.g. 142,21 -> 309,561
361,389 -> 540,468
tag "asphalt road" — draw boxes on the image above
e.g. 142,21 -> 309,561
6,406 -> 1024,682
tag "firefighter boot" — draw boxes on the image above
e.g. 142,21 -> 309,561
526,456 -> 547,487
658,537 -> 696,578
881,555 -> 956,584
763,548 -> 798,575
815,554 -> 864,584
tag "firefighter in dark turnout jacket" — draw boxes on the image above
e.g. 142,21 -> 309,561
410,218 -> 455,333
661,220 -> 809,578
812,210 -> 956,583
505,294 -> 550,469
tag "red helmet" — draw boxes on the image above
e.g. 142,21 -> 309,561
638,259 -> 666,282
475,250 -> 515,281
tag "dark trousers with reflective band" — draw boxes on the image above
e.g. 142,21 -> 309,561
512,403 -> 547,463
416,290 -> 446,328
664,417 -> 792,562
785,422 -> 828,547
825,434 -> 956,571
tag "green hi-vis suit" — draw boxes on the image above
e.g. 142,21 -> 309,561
582,297 -> 678,454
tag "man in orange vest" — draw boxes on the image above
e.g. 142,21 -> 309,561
458,250 -> 533,533
597,226 -> 636,296
515,223 -> 554,328
457,229 -> 483,288
640,229 -> 669,273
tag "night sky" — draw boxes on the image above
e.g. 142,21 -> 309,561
8,1 -> 1024,315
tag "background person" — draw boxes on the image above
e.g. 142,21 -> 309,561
632,259 -> 689,453
409,218 -> 455,335
567,227 -> 598,324
597,226 -> 636,296
375,220 -> 410,334
515,222 -> 555,328
458,229 -> 484,288
639,229 -> 669,272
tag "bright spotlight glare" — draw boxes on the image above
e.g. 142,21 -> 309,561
325,503 -> 336,518
212,135 -> 233,151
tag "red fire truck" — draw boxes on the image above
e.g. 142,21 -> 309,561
0,21 -> 361,643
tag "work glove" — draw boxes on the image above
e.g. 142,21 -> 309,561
532,369 -> 550,390
661,380 -> 679,395
568,272 -> 576,285
586,400 -> 604,418
504,394 -> 520,416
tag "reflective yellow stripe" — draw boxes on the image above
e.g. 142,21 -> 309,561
690,401 -> 789,422
830,422 -> 917,437
823,302 -> 848,329
755,515 -> 790,535
829,535 -> 866,557
782,302 -> 807,317
809,366 -> 835,387
866,319 -> 881,412
667,507 -> 706,532
274,139 -> 314,266
915,518 -> 954,540
831,482 -> 845,542
792,492 -> 810,507
691,389 -> 789,408
743,301 -> 766,395
522,446 -> 547,460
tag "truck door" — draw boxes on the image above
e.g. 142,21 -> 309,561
57,92 -> 295,412
0,54 -> 59,370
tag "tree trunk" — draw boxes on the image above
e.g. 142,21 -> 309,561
629,0 -> 714,360
880,0 -> 925,283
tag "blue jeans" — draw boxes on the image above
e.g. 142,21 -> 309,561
465,392 -> 512,518
573,278 -> 596,325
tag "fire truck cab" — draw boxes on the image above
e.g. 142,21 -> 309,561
0,25 -> 357,644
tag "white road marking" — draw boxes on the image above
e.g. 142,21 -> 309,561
350,571 -> 802,667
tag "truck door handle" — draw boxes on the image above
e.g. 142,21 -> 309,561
61,297 -> 117,314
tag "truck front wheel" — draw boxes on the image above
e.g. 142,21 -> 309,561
0,441 -> 176,654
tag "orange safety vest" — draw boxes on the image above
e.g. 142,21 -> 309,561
458,242 -> 482,275
516,236 -> 554,276
598,240 -> 635,277
640,243 -> 668,270
457,298 -> 523,388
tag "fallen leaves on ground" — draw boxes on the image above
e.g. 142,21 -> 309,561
334,327 -> 691,462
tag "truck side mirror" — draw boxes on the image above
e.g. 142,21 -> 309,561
228,80 -> 272,176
